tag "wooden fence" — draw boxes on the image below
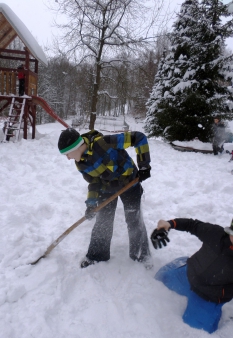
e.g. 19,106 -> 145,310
0,68 -> 38,96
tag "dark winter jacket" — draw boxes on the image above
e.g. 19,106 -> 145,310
168,218 -> 233,303
212,121 -> 225,146
75,130 -> 151,204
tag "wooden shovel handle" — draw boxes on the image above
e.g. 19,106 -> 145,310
94,177 -> 139,212
31,177 -> 139,264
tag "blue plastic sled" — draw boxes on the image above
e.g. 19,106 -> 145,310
155,257 -> 224,334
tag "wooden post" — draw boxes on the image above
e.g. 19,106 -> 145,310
5,71 -> 9,94
35,59 -> 38,74
31,103 -> 36,139
23,101 -> 28,139
12,71 -> 16,94
25,48 -> 30,95
0,71 -> 4,94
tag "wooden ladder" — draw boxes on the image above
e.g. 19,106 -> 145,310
3,97 -> 26,142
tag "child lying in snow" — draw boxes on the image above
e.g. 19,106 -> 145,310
151,218 -> 233,334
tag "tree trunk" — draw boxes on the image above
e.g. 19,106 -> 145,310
89,55 -> 102,129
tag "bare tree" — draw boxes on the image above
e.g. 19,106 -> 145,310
49,0 -> 172,129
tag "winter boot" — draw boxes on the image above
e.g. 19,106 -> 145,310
80,257 -> 95,268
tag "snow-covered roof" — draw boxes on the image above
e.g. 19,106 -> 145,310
0,3 -> 47,66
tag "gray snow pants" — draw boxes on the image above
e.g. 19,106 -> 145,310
86,183 -> 150,262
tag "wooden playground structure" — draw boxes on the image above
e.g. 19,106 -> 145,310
0,4 -> 69,142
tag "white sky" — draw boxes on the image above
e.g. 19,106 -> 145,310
0,116 -> 233,337
3,0 -> 58,48
3,0 -> 233,52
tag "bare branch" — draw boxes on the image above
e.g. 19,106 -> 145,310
47,0 -> 174,128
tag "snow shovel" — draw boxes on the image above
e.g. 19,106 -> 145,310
31,177 -> 139,265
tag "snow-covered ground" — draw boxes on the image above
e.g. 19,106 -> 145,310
0,118 -> 233,338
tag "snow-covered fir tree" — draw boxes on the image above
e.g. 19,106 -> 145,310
145,0 -> 233,142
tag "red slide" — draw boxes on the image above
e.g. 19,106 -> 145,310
32,96 -> 70,128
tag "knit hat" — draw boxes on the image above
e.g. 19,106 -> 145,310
58,128 -> 84,155
224,218 -> 233,236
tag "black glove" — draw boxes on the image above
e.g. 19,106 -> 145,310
85,205 -> 97,220
138,166 -> 151,182
150,228 -> 170,249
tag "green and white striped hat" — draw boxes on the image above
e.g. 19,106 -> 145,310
58,128 -> 84,155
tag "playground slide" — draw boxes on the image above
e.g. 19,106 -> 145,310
31,96 -> 70,129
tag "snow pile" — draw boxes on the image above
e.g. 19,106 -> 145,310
0,120 -> 233,337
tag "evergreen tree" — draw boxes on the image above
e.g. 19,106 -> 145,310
145,0 -> 233,142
